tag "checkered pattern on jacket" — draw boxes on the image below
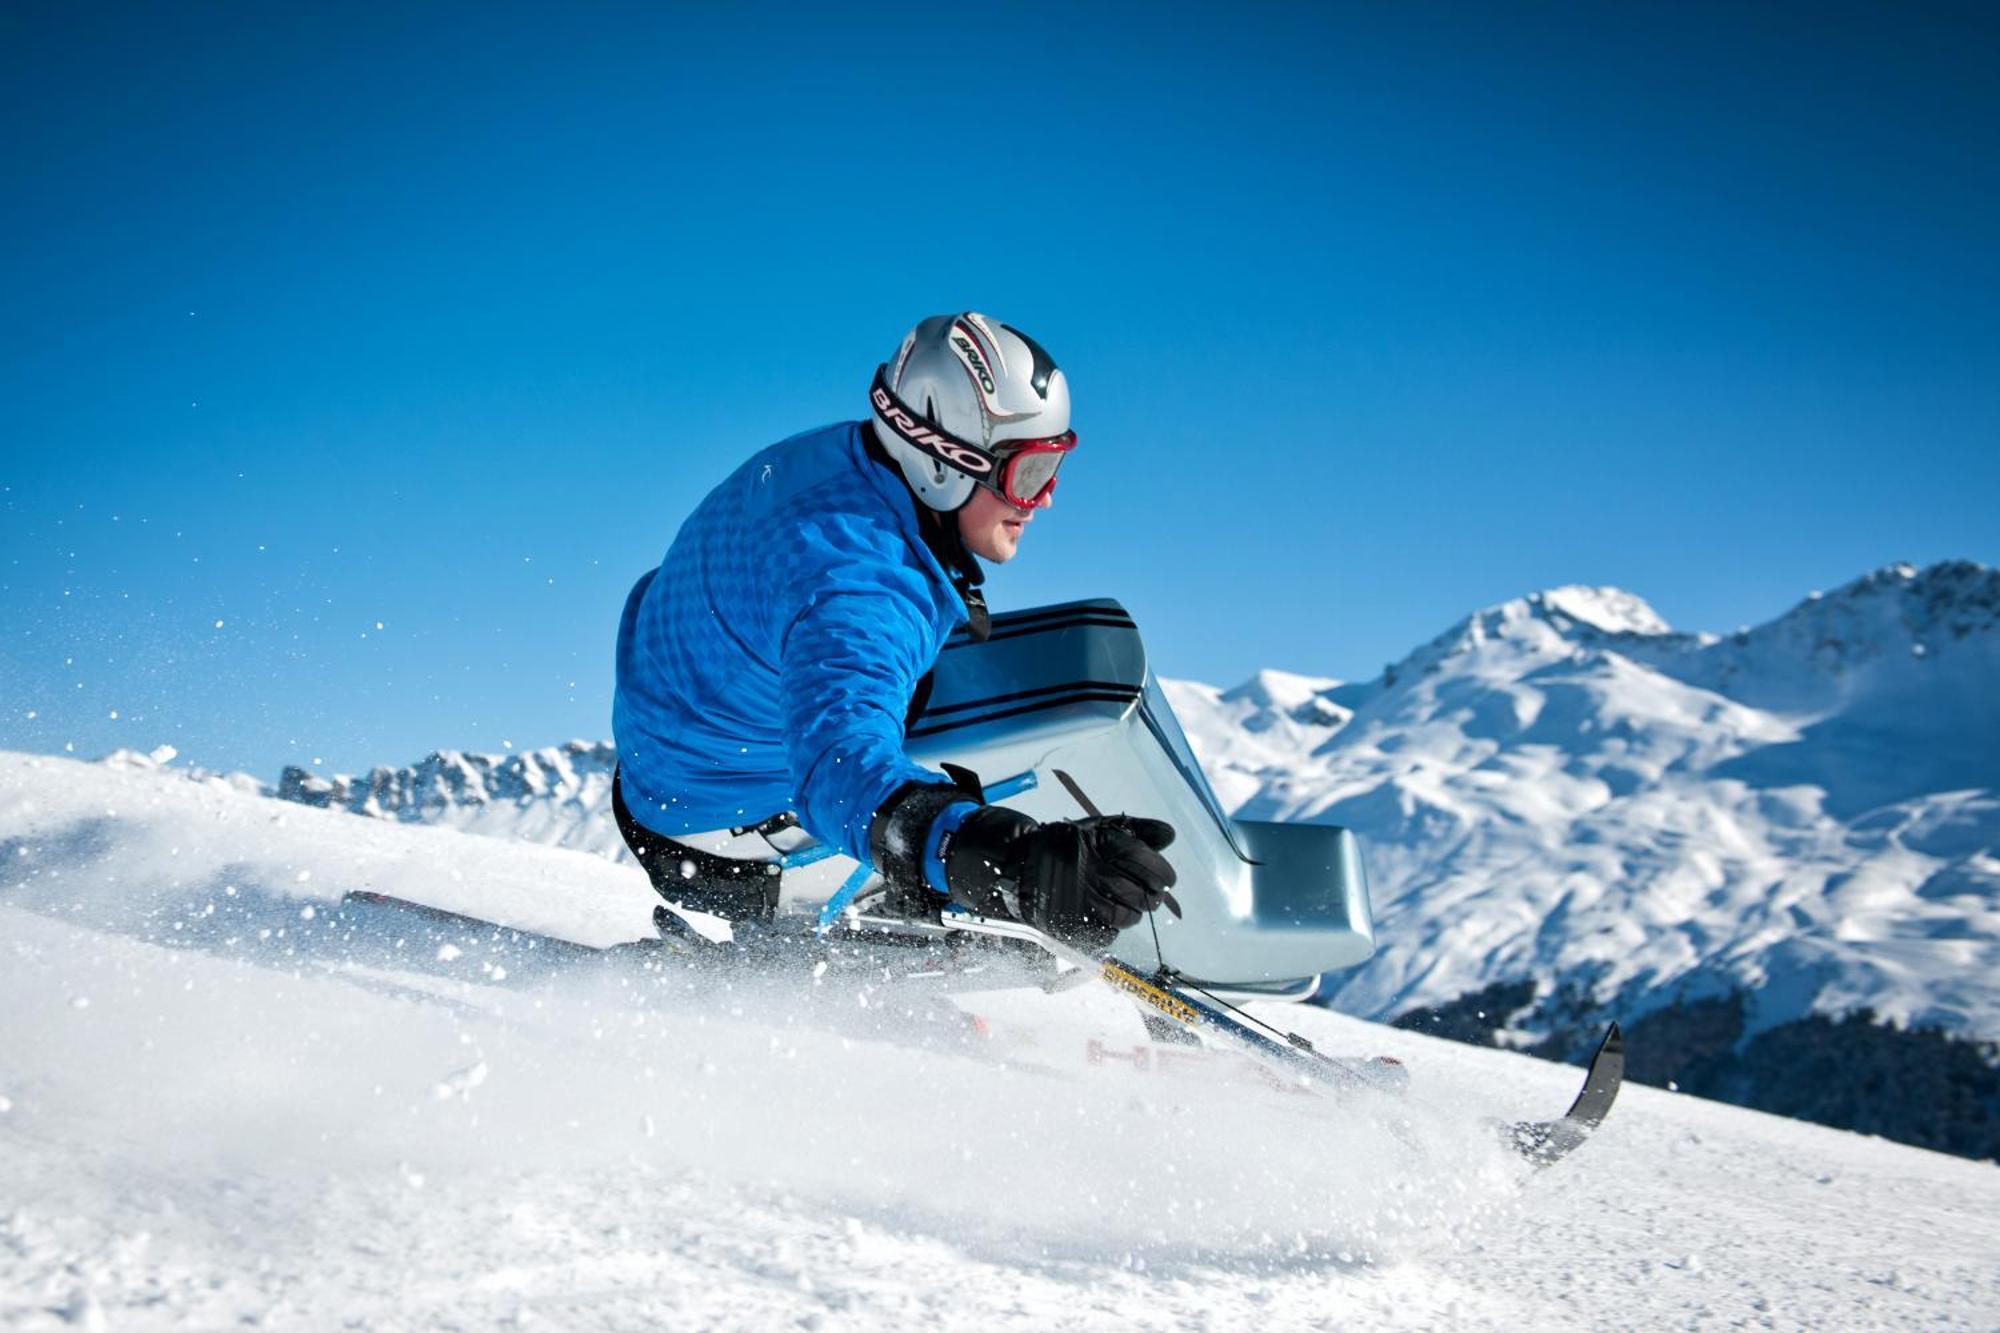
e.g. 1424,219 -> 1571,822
613,421 -> 966,861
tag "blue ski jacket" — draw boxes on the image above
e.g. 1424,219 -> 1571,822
612,421 -> 966,862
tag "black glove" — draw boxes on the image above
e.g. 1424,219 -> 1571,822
986,811 -> 1181,939
870,779 -> 1180,944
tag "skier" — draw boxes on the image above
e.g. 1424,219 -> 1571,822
611,312 -> 1178,948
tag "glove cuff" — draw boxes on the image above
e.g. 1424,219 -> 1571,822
869,781 -> 973,894
923,800 -> 980,895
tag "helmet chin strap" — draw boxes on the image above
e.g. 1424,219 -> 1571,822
862,419 -> 987,597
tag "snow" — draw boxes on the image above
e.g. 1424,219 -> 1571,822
1157,674 -> 1351,814
5,749 -> 2000,1327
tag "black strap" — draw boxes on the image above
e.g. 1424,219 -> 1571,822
611,769 -> 782,924
730,810 -> 799,839
958,582 -> 990,642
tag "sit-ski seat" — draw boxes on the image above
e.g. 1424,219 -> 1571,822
898,598 -> 1377,994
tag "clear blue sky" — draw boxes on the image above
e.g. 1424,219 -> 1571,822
4,2 -> 1996,778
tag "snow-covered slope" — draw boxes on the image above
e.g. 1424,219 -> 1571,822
5,749 -> 1998,1329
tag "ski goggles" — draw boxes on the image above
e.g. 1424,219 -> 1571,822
871,366 -> 1076,508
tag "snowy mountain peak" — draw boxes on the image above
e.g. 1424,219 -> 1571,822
1673,560 -> 2000,715
1388,584 -> 1681,687
1535,585 -> 1673,637
1756,560 -> 2000,654
275,740 -> 624,857
1219,668 -> 1347,723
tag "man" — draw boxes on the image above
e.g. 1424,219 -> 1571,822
611,312 -> 1177,949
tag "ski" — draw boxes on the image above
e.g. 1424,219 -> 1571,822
858,905 -> 1411,1094
1505,1022 -> 1624,1167
340,889 -> 1620,1164
339,890 -> 608,960
872,906 -> 1622,1166
336,890 -> 1045,989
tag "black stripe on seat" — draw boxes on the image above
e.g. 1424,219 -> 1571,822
919,678 -> 1143,718
944,613 -> 1138,649
908,688 -> 1141,739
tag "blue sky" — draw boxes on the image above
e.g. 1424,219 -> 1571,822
4,2 -> 1996,778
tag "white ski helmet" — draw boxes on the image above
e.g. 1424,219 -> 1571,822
869,312 -> 1073,512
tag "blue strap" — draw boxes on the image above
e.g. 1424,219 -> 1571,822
922,801 -> 980,893
983,771 -> 1038,803
779,843 -> 839,870
817,862 -> 878,935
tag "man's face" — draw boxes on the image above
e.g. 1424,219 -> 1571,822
956,483 -> 1050,563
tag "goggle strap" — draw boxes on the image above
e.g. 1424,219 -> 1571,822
870,367 -> 1000,482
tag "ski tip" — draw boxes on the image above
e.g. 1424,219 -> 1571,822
1507,1019 -> 1628,1168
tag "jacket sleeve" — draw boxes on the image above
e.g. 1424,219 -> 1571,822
778,527 -> 956,862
